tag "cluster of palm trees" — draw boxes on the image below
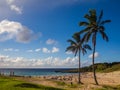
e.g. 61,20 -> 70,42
66,9 -> 111,85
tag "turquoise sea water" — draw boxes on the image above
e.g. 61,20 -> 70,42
0,68 -> 76,76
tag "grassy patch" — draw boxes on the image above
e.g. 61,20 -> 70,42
102,64 -> 120,73
55,81 -> 66,86
53,80 -> 82,89
0,76 -> 64,90
95,85 -> 120,90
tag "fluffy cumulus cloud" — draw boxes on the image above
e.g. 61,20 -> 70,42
42,48 -> 50,53
0,19 -> 39,43
46,39 -> 57,45
52,47 -> 59,53
42,47 -> 59,53
88,52 -> 99,59
0,55 -> 80,68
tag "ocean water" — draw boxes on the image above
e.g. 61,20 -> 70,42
0,68 -> 76,76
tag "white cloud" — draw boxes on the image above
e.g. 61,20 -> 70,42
66,51 -> 73,55
26,48 -> 41,53
10,5 -> 22,14
0,19 -> 39,43
0,0 -> 101,18
14,49 -> 19,52
46,39 -> 57,45
26,47 -> 59,53
0,55 -> 80,68
0,54 -> 93,68
1,0 -> 79,18
35,48 -> 41,52
0,0 -> 25,18
42,48 -> 50,53
4,48 -> 19,52
27,50 -> 33,53
6,0 -> 14,4
52,47 -> 59,53
88,52 -> 99,59
42,47 -> 59,53
6,0 -> 22,14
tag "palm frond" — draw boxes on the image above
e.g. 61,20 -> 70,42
82,48 -> 87,55
79,22 -> 89,26
79,27 -> 91,34
67,39 -> 76,45
89,9 -> 96,16
100,20 -> 111,25
99,26 -> 105,31
86,32 -> 92,42
74,49 -> 78,57
82,31 -> 92,42
84,14 -> 90,20
97,10 -> 103,24
84,44 -> 92,50
89,9 -> 97,22
72,33 -> 80,43
99,31 -> 109,42
66,46 -> 76,52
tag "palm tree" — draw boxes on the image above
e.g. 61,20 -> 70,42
79,9 -> 111,85
66,33 -> 91,84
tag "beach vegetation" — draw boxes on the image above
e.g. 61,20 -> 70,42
55,81 -> 66,86
59,62 -> 120,73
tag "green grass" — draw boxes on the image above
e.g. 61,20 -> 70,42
102,64 -> 120,73
0,76 -> 64,90
55,81 -> 66,86
54,80 -> 81,89
95,85 -> 120,90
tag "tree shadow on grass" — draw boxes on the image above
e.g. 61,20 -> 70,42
14,83 -> 40,88
14,83 -> 64,90
102,85 -> 120,90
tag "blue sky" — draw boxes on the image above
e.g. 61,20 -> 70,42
0,0 -> 119,68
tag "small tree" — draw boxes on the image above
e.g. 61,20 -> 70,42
66,33 -> 91,84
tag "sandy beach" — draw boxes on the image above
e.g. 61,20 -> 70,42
14,71 -> 120,90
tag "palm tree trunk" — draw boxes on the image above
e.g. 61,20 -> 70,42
78,49 -> 81,84
93,43 -> 99,85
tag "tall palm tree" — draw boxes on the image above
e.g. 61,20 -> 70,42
79,9 -> 111,85
66,33 -> 91,84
